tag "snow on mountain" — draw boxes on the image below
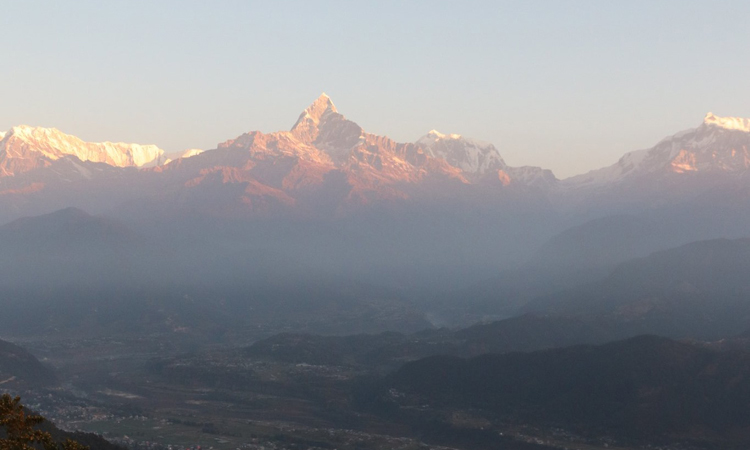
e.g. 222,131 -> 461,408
703,112 -> 750,133
416,130 -> 505,175
0,96 -> 558,204
290,92 -> 343,143
181,148 -> 205,158
297,95 -> 366,161
163,148 -> 205,165
565,113 -> 750,187
504,166 -> 559,189
0,125 -> 164,176
199,93 -> 564,204
414,129 -> 558,188
213,94 -> 466,192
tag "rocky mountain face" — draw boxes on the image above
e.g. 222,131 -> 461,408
0,94 -> 562,222
171,93 -> 473,211
1,97 -> 750,284
0,125 -> 166,176
417,130 -> 505,176
416,129 -> 557,188
567,112 -> 750,187
3,95 -> 750,224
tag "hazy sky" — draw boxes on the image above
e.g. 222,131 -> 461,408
1,1 -> 748,178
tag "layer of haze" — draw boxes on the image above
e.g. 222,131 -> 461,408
1,0 -> 748,178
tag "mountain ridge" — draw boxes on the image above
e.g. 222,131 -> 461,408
565,112 -> 750,187
3,102 -> 749,186
0,97 -> 749,238
0,125 -> 167,175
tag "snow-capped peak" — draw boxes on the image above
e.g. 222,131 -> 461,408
565,113 -> 750,187
292,93 -> 337,129
162,148 -> 205,165
289,93 -> 342,144
703,112 -> 750,133
421,130 -> 463,142
0,125 -> 165,173
180,148 -> 204,158
416,130 -> 504,175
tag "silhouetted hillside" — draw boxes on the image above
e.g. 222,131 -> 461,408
0,339 -> 55,386
377,336 -> 750,443
526,237 -> 750,339
245,314 -> 629,370
0,207 -> 159,289
449,204 -> 750,318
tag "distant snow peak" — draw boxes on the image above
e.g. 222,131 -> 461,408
0,125 -> 165,172
703,112 -> 750,133
416,130 -> 504,175
290,93 -> 341,143
163,148 -> 205,165
181,148 -> 204,158
565,113 -> 750,187
292,93 -> 337,128
423,130 -> 462,141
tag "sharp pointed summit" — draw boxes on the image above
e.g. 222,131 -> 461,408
306,92 -> 337,117
290,93 -> 340,142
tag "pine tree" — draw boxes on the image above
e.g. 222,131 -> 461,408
0,394 -> 87,450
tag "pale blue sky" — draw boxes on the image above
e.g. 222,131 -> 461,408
1,1 -> 748,178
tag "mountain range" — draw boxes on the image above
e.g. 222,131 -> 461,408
2,95 -> 750,322
6,95 -> 750,450
3,94 -> 750,223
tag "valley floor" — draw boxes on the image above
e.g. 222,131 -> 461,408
6,333 -> 721,450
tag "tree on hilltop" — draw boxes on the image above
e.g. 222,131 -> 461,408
0,394 -> 87,450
